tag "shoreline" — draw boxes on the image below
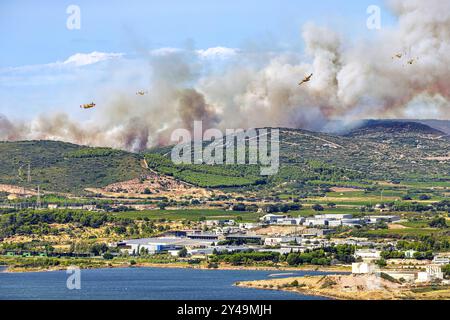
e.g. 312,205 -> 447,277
0,260 -> 350,274
236,282 -> 342,300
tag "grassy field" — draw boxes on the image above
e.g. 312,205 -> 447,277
112,209 -> 263,222
144,154 -> 264,188
304,180 -> 374,188
363,228 -> 441,238
301,186 -> 447,206
399,220 -> 431,228
304,197 -> 393,206
398,181 -> 450,189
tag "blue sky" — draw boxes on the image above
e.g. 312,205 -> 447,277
0,0 -> 396,67
0,0 -> 397,119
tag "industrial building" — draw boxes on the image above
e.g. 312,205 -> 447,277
116,237 -> 214,255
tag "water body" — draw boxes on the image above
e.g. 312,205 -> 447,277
0,267 -> 332,300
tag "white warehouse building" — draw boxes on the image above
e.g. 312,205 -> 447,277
354,249 -> 381,261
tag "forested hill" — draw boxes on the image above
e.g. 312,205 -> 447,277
0,140 -> 145,193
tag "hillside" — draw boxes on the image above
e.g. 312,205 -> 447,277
146,123 -> 450,188
280,123 -> 449,183
0,121 -> 448,194
323,119 -> 450,135
407,119 -> 450,135
346,120 -> 445,137
0,140 -> 145,193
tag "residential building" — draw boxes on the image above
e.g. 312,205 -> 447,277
416,265 -> 444,283
366,215 -> 400,224
238,223 -> 261,230
354,249 -> 381,261
260,214 -> 286,223
327,220 -> 342,227
352,262 -> 377,274
205,219 -> 235,227
304,218 -> 328,226
404,250 -> 417,259
432,256 -> 450,265
275,218 -> 301,225
264,237 -> 283,246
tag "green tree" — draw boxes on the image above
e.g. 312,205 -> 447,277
312,204 -> 324,212
103,253 -> 114,260
376,258 -> 387,268
178,247 -> 188,258
286,253 -> 301,266
429,217 -> 448,228
442,264 -> 450,278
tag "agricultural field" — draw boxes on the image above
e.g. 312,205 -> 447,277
144,154 -> 264,188
112,209 -> 263,222
358,228 -> 443,238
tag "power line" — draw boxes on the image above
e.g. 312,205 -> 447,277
36,185 -> 41,209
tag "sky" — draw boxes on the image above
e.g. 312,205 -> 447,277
0,0 -> 397,120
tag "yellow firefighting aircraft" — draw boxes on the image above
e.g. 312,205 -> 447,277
80,102 -> 96,109
136,90 -> 148,96
298,73 -> 313,86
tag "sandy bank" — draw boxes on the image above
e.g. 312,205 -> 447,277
236,274 -> 450,300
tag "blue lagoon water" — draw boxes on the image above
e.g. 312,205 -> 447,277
0,266 -> 331,300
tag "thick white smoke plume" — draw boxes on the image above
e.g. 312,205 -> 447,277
1,0 -> 449,151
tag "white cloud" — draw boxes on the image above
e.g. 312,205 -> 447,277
196,47 -> 239,59
148,46 -> 240,59
62,51 -> 124,67
150,47 -> 184,56
0,51 -> 124,74
0,51 -> 126,90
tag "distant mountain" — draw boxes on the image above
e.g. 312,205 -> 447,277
324,119 -> 450,135
411,119 -> 450,135
277,126 -> 449,182
345,120 -> 446,138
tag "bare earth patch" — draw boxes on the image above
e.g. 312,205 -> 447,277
424,154 -> 450,161
0,184 -> 37,196
388,223 -> 408,230
253,225 -> 306,236
237,274 -> 450,300
86,171 -> 217,200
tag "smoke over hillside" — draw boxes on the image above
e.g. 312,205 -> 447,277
1,0 -> 449,151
